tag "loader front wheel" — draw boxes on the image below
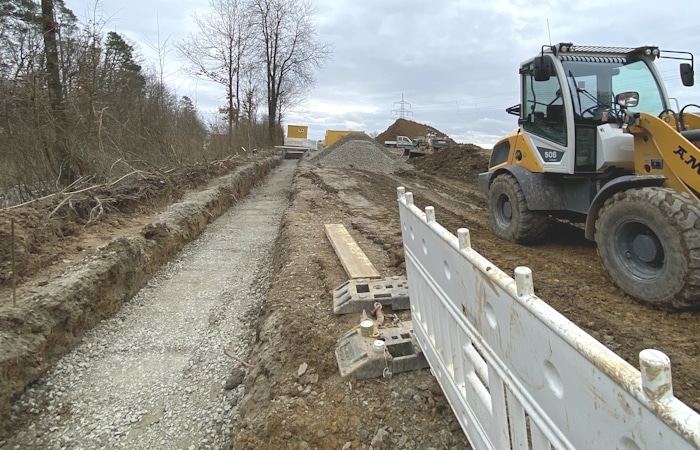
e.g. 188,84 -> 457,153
488,174 -> 548,244
595,187 -> 700,310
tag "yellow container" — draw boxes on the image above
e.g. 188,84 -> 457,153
324,130 -> 364,147
287,125 -> 308,139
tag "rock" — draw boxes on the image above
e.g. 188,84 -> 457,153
224,368 -> 246,390
299,373 -> 318,386
297,362 -> 308,377
371,426 -> 391,449
428,382 -> 443,396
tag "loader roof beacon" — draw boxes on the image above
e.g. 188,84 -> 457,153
478,43 -> 700,310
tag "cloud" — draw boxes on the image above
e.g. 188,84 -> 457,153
66,0 -> 700,147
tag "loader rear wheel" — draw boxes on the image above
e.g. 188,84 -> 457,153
595,187 -> 700,310
488,174 -> 548,244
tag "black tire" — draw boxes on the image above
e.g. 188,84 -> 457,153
595,187 -> 700,310
488,174 -> 548,244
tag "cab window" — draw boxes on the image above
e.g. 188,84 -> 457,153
522,59 -> 567,146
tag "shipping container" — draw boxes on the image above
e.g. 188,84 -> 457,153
324,130 -> 364,147
287,125 -> 308,139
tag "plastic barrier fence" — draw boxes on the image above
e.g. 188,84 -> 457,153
397,187 -> 700,450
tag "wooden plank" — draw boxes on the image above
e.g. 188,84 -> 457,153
324,224 -> 381,279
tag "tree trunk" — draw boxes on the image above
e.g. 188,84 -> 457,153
41,0 -> 75,185
267,97 -> 277,144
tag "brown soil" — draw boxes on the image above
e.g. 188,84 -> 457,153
0,155 -> 257,287
376,118 -> 455,144
2,136 -> 700,449
232,143 -> 700,448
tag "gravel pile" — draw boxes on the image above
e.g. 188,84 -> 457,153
310,133 -> 412,173
0,162 -> 296,450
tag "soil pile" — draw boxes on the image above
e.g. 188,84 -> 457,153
0,156 -> 260,287
408,143 -> 491,183
311,133 -> 411,173
376,118 -> 453,144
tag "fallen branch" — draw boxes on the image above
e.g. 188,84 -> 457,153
47,194 -> 75,219
63,184 -> 105,196
224,348 -> 254,368
87,197 -> 105,224
107,170 -> 151,187
4,192 -> 61,210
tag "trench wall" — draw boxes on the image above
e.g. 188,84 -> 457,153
0,156 -> 282,435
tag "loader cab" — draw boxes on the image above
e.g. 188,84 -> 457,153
520,45 -> 674,175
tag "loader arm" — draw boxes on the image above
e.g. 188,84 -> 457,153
627,112 -> 700,198
680,111 -> 700,132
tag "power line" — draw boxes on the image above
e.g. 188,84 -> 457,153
391,93 -> 413,119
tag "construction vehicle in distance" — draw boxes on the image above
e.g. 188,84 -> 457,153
478,43 -> 700,310
424,128 -> 450,151
384,135 -> 418,150
385,135 -> 425,158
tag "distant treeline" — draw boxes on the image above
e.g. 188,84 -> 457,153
0,0 -> 329,202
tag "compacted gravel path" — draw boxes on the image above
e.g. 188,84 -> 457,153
1,161 -> 297,450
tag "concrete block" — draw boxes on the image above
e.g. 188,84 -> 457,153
333,276 -> 410,315
335,320 -> 428,381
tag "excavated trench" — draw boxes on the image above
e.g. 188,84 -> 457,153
0,156 -> 282,439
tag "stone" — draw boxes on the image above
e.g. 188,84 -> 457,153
224,368 -> 246,390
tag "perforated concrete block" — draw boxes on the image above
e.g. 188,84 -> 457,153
333,276 -> 410,315
335,320 -> 428,381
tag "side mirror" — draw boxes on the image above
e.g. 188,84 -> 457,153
680,63 -> 695,87
616,91 -> 639,108
506,104 -> 521,116
533,56 -> 551,82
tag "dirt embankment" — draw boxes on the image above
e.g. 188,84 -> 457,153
376,118 -> 455,144
232,162 -> 470,449
0,154 -> 281,435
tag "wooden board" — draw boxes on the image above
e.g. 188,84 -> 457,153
324,224 -> 381,280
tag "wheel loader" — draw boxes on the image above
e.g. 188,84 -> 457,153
478,43 -> 700,310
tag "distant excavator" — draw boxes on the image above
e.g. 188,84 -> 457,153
479,43 -> 700,310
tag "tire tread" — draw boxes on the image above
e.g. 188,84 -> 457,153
595,187 -> 700,310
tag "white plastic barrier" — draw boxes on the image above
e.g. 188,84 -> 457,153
397,187 -> 700,450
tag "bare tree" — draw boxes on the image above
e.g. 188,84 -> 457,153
248,0 -> 331,144
1,0 -> 271,204
176,0 -> 252,147
40,0 -> 77,185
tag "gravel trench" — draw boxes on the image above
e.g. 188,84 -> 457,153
0,161 -> 297,450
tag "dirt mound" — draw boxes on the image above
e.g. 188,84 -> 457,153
0,155 -> 267,287
408,143 -> 491,183
376,118 -> 452,144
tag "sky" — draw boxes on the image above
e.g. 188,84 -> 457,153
64,0 -> 700,148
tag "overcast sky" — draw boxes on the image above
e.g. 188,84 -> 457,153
64,0 -> 700,147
